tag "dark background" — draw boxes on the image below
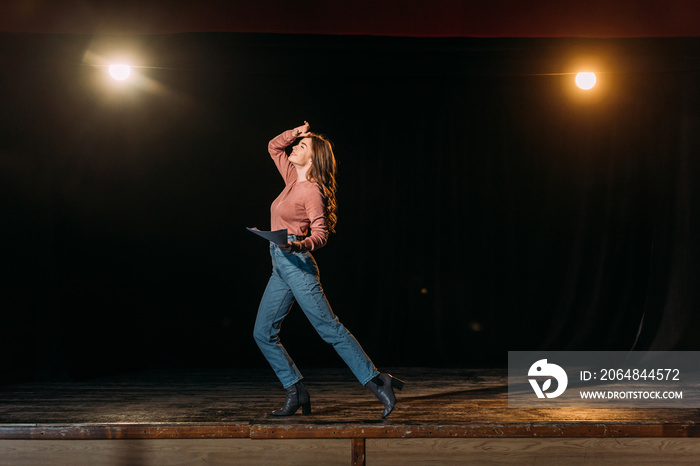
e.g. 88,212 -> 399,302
1,31 -> 699,384
2,0 -> 699,37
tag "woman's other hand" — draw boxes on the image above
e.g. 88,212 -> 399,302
292,121 -> 311,138
279,241 -> 306,253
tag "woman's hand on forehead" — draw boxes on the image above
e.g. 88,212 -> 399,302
293,121 -> 311,138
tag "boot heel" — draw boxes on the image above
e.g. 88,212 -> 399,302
301,402 -> 311,415
389,375 -> 405,391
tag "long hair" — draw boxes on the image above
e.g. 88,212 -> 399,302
305,133 -> 338,234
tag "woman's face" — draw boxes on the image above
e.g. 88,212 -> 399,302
289,137 -> 313,167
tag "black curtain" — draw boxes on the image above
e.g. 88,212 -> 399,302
1,33 -> 698,382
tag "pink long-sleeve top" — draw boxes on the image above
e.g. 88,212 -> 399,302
268,130 -> 328,252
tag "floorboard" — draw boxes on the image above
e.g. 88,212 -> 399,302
1,368 -> 698,439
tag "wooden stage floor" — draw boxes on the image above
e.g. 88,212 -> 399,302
1,367 -> 699,465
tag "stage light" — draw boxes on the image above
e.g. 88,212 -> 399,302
575,72 -> 596,90
109,64 -> 131,81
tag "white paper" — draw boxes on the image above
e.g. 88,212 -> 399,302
246,227 -> 288,245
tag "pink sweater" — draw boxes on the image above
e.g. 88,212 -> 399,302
268,130 -> 328,251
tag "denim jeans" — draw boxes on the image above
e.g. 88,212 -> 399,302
254,236 -> 379,388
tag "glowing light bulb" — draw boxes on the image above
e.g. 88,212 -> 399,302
109,64 -> 131,81
575,72 -> 596,90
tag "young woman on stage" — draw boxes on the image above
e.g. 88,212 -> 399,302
253,121 -> 404,419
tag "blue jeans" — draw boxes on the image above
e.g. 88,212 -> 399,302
254,236 -> 379,388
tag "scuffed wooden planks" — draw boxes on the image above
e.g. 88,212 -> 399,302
0,368 -> 698,441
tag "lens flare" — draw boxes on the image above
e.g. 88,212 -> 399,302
575,72 -> 596,90
109,64 -> 131,81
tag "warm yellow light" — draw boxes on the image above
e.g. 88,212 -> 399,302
109,64 -> 131,81
575,72 -> 596,90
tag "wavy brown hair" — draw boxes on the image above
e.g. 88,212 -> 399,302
304,133 -> 338,234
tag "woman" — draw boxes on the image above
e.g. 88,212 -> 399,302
253,121 -> 404,419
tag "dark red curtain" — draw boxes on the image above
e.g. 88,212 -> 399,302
1,0 -> 700,37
